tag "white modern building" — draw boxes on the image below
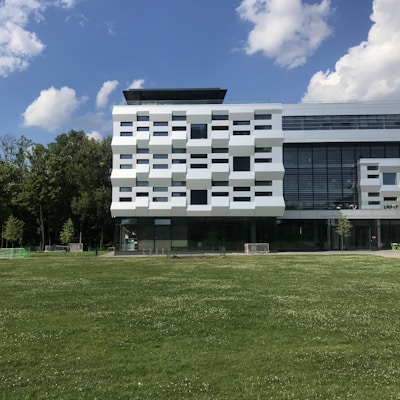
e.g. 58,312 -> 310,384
111,88 -> 400,253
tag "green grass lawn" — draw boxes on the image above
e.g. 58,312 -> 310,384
1,254 -> 400,399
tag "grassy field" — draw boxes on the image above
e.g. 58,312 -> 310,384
1,253 -> 400,399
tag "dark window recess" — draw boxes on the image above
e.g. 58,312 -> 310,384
136,180 -> 149,186
119,197 -> 132,202
234,187 -> 250,192
233,197 -> 251,201
136,192 -> 149,197
154,121 -> 168,126
137,159 -> 149,164
172,180 -> 186,186
384,197 -> 397,201
153,131 -> 168,137
153,154 -> 168,159
367,165 -> 379,170
255,180 -> 272,186
136,148 -> 149,153
172,159 -> 186,164
172,114 -> 186,121
212,125 -> 229,130
368,192 -> 380,197
172,148 -> 186,153
255,125 -> 272,130
255,192 -> 272,196
120,121 -> 133,126
383,172 -> 396,185
212,181 -> 228,186
137,127 -> 149,132
172,192 -> 186,197
119,187 -> 132,192
172,126 -> 186,131
137,115 -> 149,121
212,159 -> 229,163
120,164 -> 132,169
120,154 -> 132,159
191,124 -> 208,139
368,174 -> 379,178
255,158 -> 272,163
152,197 -> 168,202
190,190 -> 207,205
190,164 -> 208,169
233,131 -> 250,135
153,164 -> 168,169
368,201 -> 380,205
153,187 -> 168,192
212,148 -> 228,153
233,157 -> 250,171
255,147 -> 272,153
233,120 -> 250,125
120,132 -> 133,137
212,114 -> 229,120
212,192 -> 229,196
190,154 -> 207,159
254,113 -> 272,120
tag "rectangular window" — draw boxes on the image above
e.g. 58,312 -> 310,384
383,172 -> 397,185
255,125 -> 272,130
233,120 -> 250,125
136,180 -> 149,186
119,197 -> 132,202
153,131 -> 168,137
152,197 -> 168,202
212,114 -> 229,120
254,113 -> 272,120
153,164 -> 168,169
384,197 -> 397,201
172,180 -> 186,187
255,147 -> 272,153
136,192 -> 149,197
137,159 -> 149,164
255,192 -> 272,196
212,148 -> 228,153
212,159 -> 229,163
172,159 -> 186,164
190,164 -> 207,169
191,124 -> 207,139
234,187 -> 250,191
212,181 -> 228,186
190,190 -> 207,205
233,156 -> 250,171
120,154 -> 132,159
190,154 -> 207,159
120,121 -> 133,126
137,148 -> 149,154
153,154 -> 168,159
137,127 -> 149,132
172,147 -> 186,153
233,131 -> 250,136
172,192 -> 186,197
119,187 -> 132,192
154,121 -> 168,126
255,180 -> 272,186
367,165 -> 379,170
172,114 -> 186,121
233,197 -> 251,201
212,125 -> 229,131
137,115 -> 149,122
212,192 -> 229,196
368,201 -> 380,205
368,174 -> 379,179
255,158 -> 272,163
120,132 -> 133,137
120,164 -> 132,169
172,126 -> 186,131
153,188 -> 168,193
368,192 -> 380,197
155,218 -> 171,225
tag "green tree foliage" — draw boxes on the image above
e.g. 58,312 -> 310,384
2,215 -> 24,247
0,131 -> 113,250
336,214 -> 352,252
60,218 -> 74,245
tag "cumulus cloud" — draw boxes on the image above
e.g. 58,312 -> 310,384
23,86 -> 84,131
237,0 -> 332,68
0,0 -> 77,77
129,79 -> 145,89
303,0 -> 400,102
87,130 -> 103,141
96,80 -> 119,109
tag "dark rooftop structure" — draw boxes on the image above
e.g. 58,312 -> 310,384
123,87 -> 227,105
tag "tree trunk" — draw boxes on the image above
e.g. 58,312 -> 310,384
39,204 -> 45,251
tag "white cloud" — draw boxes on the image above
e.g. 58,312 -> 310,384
129,79 -> 145,89
96,80 -> 119,109
237,0 -> 332,68
87,130 -> 103,141
23,86 -> 84,131
0,0 -> 77,77
303,0 -> 400,102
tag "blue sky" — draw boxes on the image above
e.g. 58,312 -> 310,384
0,0 -> 399,145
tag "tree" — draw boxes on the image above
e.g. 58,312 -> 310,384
2,215 -> 24,248
336,214 -> 352,252
60,218 -> 74,247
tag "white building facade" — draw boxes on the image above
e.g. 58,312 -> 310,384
111,88 -> 400,253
